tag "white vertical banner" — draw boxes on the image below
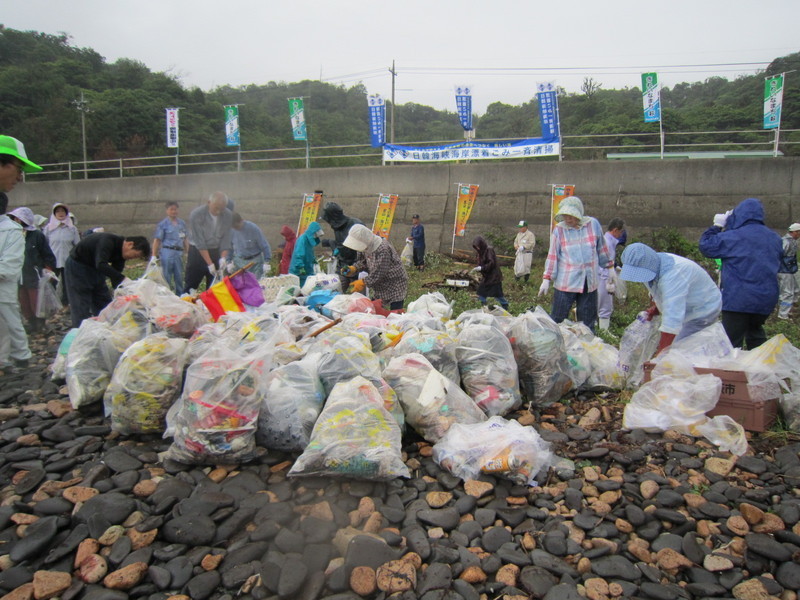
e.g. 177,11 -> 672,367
764,74 -> 784,130
166,108 -> 179,149
641,73 -> 661,123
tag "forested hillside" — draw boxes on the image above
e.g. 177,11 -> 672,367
1,27 -> 798,166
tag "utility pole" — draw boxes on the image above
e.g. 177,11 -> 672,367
389,60 -> 396,144
72,91 -> 90,179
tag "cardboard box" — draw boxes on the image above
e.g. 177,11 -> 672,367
642,362 -> 778,432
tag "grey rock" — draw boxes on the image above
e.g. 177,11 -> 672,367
519,565 -> 558,597
278,556 -> 308,598
481,526 -> 512,552
590,555 -> 640,581
417,562 -> 452,595
746,532 -> 793,562
162,514 -> 216,546
9,515 -> 60,562
75,492 -> 136,525
417,507 -> 460,530
185,570 -> 220,600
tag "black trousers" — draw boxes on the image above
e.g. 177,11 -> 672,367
413,246 -> 425,267
184,245 -> 221,292
65,256 -> 113,328
721,310 -> 769,350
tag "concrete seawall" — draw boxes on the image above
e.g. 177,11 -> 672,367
11,158 -> 799,254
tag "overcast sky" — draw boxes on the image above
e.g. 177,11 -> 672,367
5,0 -> 799,114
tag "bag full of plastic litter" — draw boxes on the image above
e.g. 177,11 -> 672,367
256,357 -> 326,452
104,332 -> 188,435
508,308 -> 573,406
50,328 -> 79,382
288,376 -> 410,480
622,373 -> 721,431
35,271 -> 62,319
149,291 -> 209,338
66,319 -> 132,408
456,323 -> 521,416
314,330 -> 383,395
392,327 -> 460,385
579,337 -> 625,390
433,416 -> 553,486
406,292 -> 453,321
400,239 -> 413,267
165,345 -> 265,464
321,292 -> 375,318
383,353 -> 486,443
617,311 -> 661,388
300,273 -> 343,297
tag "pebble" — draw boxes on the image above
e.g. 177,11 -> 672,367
0,316 -> 797,600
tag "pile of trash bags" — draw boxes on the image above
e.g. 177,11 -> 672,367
51,262 -> 800,482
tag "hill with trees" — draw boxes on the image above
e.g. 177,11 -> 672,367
0,26 -> 797,169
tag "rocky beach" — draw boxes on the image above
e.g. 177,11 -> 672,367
1,312 -> 799,600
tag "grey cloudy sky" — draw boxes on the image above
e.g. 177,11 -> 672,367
5,0 -> 799,114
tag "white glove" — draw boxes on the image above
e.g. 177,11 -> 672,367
264,264 -> 272,276
538,280 -> 550,297
226,262 -> 236,274
358,271 -> 368,280
43,269 -> 59,281
207,263 -> 217,276
218,257 -> 227,271
607,268 -> 618,285
713,210 -> 732,228
148,256 -> 158,267
471,266 -> 482,273
606,282 -> 616,294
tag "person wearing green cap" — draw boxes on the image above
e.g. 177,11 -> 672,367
0,135 -> 42,193
0,136 -> 39,375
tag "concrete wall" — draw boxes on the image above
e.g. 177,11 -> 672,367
11,158 -> 799,255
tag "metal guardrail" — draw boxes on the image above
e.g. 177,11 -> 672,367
23,129 -> 799,182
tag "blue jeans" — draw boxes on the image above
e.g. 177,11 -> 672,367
551,286 -> 598,332
160,248 -> 184,295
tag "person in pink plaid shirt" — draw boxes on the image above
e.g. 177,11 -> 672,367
538,196 -> 615,332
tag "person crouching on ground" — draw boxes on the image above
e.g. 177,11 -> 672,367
229,212 -> 271,279
619,242 -> 721,355
289,221 -> 323,287
342,224 -> 408,311
471,235 -> 509,312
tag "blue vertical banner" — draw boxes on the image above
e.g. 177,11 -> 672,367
536,82 -> 559,142
224,105 -> 240,146
455,85 -> 473,131
641,73 -> 661,123
367,94 -> 386,147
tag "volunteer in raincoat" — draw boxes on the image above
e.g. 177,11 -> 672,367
342,224 -> 408,310
289,221 -> 323,286
539,196 -> 614,332
620,243 -> 721,354
777,223 -> 800,320
278,225 -> 297,275
699,197 -> 782,349
513,220 -> 535,282
472,235 -> 509,311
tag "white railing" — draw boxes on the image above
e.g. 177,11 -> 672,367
23,128 -> 798,182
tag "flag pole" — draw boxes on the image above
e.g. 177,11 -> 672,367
451,183 -> 460,254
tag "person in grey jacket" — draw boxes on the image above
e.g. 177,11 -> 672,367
184,191 -> 233,292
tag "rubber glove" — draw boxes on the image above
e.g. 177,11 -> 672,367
655,332 -> 676,355
644,303 -> 660,321
148,256 -> 158,267
340,265 -> 357,277
471,266 -> 482,273
538,279 -> 550,297
713,211 -> 732,228
349,279 -> 366,294
218,257 -> 227,271
358,271 -> 368,280
207,263 -> 217,276
264,264 -> 272,276
226,262 -> 236,274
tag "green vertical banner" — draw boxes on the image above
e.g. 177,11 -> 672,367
764,74 -> 784,130
224,105 -> 240,146
641,73 -> 661,123
289,98 -> 307,141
